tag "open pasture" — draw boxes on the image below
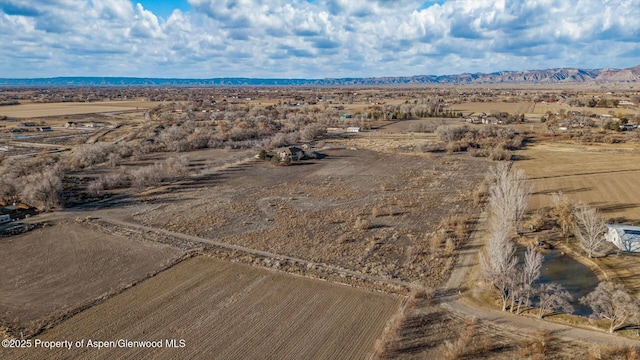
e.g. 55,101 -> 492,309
0,101 -> 164,118
0,221 -> 183,336
129,146 -> 490,287
449,101 -> 535,116
3,256 -> 400,360
516,141 -> 640,221
516,141 -> 640,294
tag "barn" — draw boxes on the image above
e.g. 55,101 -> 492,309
605,224 -> 640,252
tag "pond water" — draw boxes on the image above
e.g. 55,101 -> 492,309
519,249 -> 599,316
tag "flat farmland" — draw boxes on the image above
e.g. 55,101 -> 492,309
4,256 -> 401,360
515,140 -> 640,295
0,101 -> 165,118
0,221 -> 183,336
515,141 -> 640,221
449,101 -> 535,116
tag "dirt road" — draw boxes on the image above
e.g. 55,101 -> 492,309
95,216 -> 421,291
440,206 -> 640,346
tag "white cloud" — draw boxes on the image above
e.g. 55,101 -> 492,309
0,0 -> 638,78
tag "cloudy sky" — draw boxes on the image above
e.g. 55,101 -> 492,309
1,0 -> 638,78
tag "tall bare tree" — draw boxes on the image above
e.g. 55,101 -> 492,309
514,244 -> 544,314
537,283 -> 573,319
487,163 -> 531,235
480,215 -> 518,311
580,281 -> 640,333
573,203 -> 607,258
482,163 -> 532,312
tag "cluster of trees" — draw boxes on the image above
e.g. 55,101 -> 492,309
142,103 -> 330,153
0,155 -> 63,210
547,192 -> 608,259
479,164 -> 569,317
433,125 -> 524,160
481,166 -> 640,332
86,155 -> 189,195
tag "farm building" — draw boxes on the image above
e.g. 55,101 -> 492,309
277,146 -> 304,161
605,224 -> 640,252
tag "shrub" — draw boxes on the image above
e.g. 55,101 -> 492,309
446,140 -> 469,153
70,143 -> 115,169
130,164 -> 162,189
163,155 -> 189,178
488,146 -> 512,161
87,180 -> 104,196
436,125 -> 469,142
300,123 -> 326,140
354,217 -> 371,230
519,330 -> 552,360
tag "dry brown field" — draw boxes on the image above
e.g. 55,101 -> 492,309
0,221 -> 183,336
515,141 -> 640,221
0,101 -> 165,118
127,145 -> 490,287
449,101 -> 638,120
449,101 -> 535,116
3,256 -> 400,360
515,139 -> 640,295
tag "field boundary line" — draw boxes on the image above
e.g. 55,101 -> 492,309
528,168 -> 640,180
96,216 -> 424,292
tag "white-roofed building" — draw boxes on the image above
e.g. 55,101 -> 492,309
605,224 -> 640,252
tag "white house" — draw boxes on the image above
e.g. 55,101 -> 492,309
346,127 -> 361,133
605,224 -> 640,252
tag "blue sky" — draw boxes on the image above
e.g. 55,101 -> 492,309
138,0 -> 189,19
0,0 -> 638,78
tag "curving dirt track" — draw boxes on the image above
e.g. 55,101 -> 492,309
3,256 -> 400,360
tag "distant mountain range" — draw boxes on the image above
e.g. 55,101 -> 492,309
1,65 -> 639,86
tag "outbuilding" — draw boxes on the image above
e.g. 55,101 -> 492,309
605,224 -> 640,252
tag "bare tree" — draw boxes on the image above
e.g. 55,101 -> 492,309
536,283 -> 573,319
581,281 -> 640,333
481,163 -> 532,312
21,169 -> 63,211
515,245 -> 544,313
487,163 -> 531,235
550,192 -> 574,237
480,215 -> 518,311
573,203 -> 607,258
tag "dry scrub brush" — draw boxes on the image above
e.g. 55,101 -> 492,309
373,290 -> 432,359
354,216 -> 372,231
588,344 -> 640,360
518,330 -> 553,360
439,317 -> 482,360
434,124 -> 524,160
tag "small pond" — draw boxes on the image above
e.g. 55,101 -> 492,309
519,249 -> 599,316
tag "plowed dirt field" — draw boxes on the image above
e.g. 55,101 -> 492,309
4,256 -> 400,359
0,221 -> 183,336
